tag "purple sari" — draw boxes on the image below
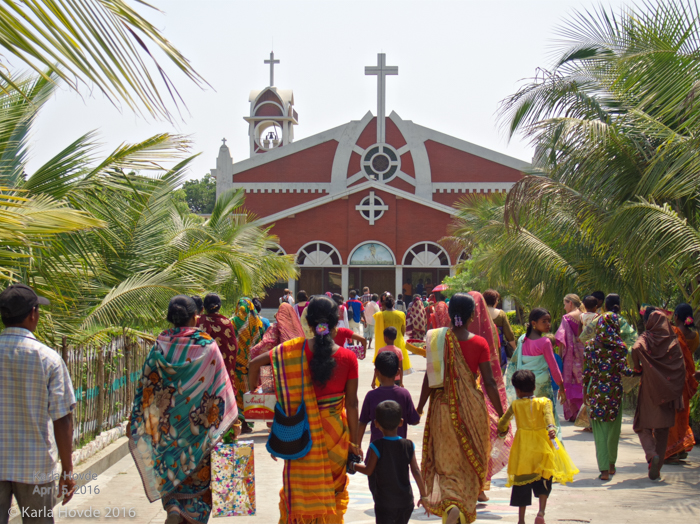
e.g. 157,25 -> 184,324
555,315 -> 584,420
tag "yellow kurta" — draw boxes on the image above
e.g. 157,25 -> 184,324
373,309 -> 413,374
497,397 -> 578,487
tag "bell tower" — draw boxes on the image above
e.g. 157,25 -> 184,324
244,51 -> 298,156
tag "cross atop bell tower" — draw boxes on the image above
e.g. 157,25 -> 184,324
264,51 -> 280,87
365,53 -> 398,143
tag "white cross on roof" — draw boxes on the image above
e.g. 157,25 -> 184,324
355,191 -> 389,225
365,53 -> 398,143
264,51 -> 280,87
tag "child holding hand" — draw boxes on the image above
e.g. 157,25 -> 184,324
352,400 -> 429,524
498,370 -> 578,524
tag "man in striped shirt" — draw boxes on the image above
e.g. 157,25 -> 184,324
0,284 -> 77,522
360,286 -> 372,305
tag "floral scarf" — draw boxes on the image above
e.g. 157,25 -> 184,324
197,312 -> 238,381
431,301 -> 451,330
406,299 -> 428,340
232,298 -> 265,413
129,328 -> 238,523
591,312 -> 628,355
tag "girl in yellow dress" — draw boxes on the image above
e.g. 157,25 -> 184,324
498,370 -> 578,524
373,294 -> 413,375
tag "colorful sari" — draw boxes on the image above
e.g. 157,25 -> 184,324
374,309 -> 413,375
197,312 -> 238,387
406,299 -> 428,340
232,298 -> 265,421
468,291 -> 513,488
555,314 -> 585,420
129,328 -> 238,524
506,335 -> 562,439
250,303 -> 305,393
665,326 -> 698,459
429,301 -> 451,330
271,338 -> 349,524
423,327 -> 491,523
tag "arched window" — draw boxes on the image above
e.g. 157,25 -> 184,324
402,242 -> 450,267
348,242 -> 395,266
296,241 -> 341,266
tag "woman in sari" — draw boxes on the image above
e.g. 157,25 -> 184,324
248,295 -> 360,524
374,294 -> 413,375
429,299 -> 451,330
249,302 -> 305,393
406,294 -> 428,340
582,309 -> 635,481
555,294 -> 585,421
665,303 -> 699,462
232,297 -> 265,431
129,296 -> 239,524
468,291 -> 513,502
417,293 -> 503,524
631,309 -> 686,480
197,293 -> 237,384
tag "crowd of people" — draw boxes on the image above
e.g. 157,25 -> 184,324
1,282 -> 699,524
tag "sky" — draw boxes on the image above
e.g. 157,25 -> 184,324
26,0 -> 630,181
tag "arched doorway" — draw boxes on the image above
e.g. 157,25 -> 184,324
347,242 -> 396,297
296,241 -> 342,297
402,242 -> 451,297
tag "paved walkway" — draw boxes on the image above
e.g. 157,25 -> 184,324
56,347 -> 700,524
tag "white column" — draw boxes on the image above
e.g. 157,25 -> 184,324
395,266 -> 403,298
450,266 -> 456,277
288,278 -> 296,297
341,266 -> 349,296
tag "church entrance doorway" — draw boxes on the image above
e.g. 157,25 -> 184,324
298,268 -> 341,297
348,268 -> 395,297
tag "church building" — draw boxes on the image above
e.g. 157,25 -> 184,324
212,52 -> 529,307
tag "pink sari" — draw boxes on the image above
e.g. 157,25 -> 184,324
468,291 -> 513,488
555,315 -> 584,420
250,303 -> 304,392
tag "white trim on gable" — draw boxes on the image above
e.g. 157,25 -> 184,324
255,180 -> 456,226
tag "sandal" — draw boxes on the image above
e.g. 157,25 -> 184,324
649,455 -> 661,480
598,472 -> 610,481
535,516 -> 546,524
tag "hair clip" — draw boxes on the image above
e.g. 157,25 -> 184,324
685,317 -> 694,326
454,315 -> 463,327
316,323 -> 330,336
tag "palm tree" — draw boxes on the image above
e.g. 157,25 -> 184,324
0,0 -> 205,120
456,0 -> 700,315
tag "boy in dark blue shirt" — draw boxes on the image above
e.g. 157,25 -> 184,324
353,400 -> 429,524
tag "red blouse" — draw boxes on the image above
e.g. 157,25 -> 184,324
458,335 -> 491,375
304,345 -> 359,399
334,327 -> 355,347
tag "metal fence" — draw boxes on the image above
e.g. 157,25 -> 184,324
59,334 -> 152,447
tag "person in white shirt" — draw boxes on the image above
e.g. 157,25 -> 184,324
364,294 -> 381,349
0,284 -> 77,523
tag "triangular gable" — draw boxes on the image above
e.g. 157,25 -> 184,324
255,180 -> 455,226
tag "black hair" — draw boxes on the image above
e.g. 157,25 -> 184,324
167,295 -> 197,327
512,369 -> 536,394
375,400 -> 402,431
604,293 -> 621,314
675,303 -> 695,329
349,290 -> 357,298
448,293 -> 475,328
332,293 -> 344,306
203,293 -> 222,314
297,290 -> 308,302
643,306 -> 657,324
526,307 -> 550,337
191,295 -> 204,314
1,308 -> 35,326
371,293 -> 379,301
397,294 -> 403,300
383,326 -> 397,341
592,291 -> 605,302
583,295 -> 598,311
305,295 -> 339,386
483,289 -> 500,307
375,351 -> 399,379
384,295 -> 395,309
252,298 -> 262,313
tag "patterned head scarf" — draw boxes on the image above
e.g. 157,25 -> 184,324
468,291 -> 500,358
276,302 -> 305,342
406,298 -> 428,339
592,312 -> 627,354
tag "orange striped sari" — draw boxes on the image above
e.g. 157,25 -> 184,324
271,338 -> 349,524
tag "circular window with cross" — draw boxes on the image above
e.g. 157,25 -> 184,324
356,191 -> 388,225
362,143 -> 400,182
